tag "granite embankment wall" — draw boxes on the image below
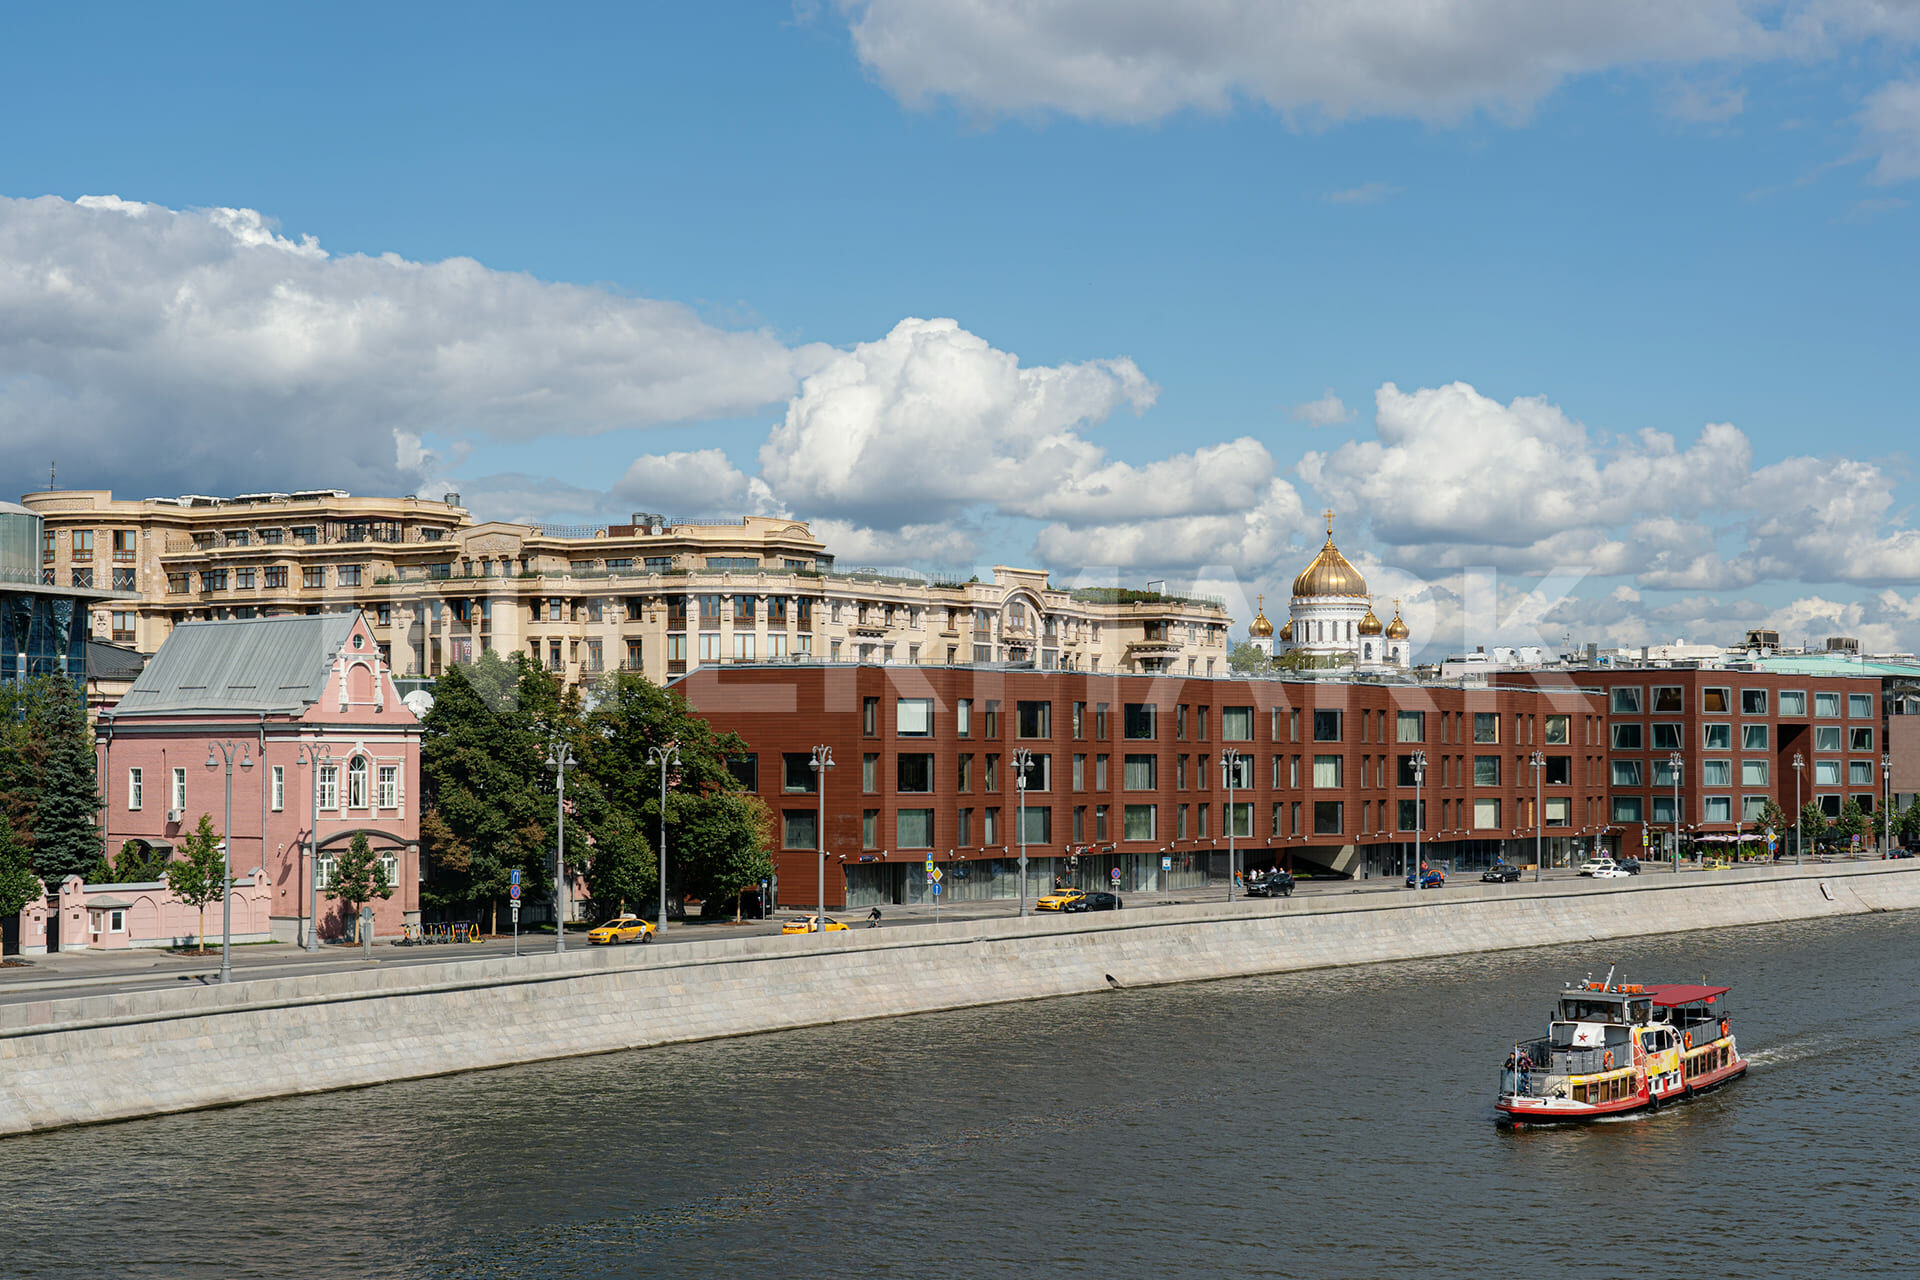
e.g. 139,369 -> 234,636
4,862 -> 1917,1136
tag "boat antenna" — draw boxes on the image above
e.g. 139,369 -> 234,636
1603,964 -> 1616,992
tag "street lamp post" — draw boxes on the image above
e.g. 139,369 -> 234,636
1012,748 -> 1034,916
1410,750 -> 1427,888
294,742 -> 331,951
204,740 -> 255,984
809,745 -> 834,931
1793,752 -> 1805,867
1884,752 -> 1894,856
1222,750 -> 1245,902
1667,750 -> 1683,873
1529,750 -> 1545,883
648,743 -> 680,935
545,738 -> 576,953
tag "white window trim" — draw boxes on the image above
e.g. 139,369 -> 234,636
128,767 -> 143,811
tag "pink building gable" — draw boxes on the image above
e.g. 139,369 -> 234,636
96,612 -> 423,946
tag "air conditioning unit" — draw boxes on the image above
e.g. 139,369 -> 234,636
166,809 -> 183,824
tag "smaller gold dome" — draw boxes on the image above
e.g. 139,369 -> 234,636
1385,600 -> 1410,641
1278,619 -> 1293,643
1249,593 -> 1273,638
1357,604 -> 1383,636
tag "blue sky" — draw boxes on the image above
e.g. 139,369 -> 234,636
4,2 -> 1920,653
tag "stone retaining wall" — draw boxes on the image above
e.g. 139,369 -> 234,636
3,862 -> 1915,1136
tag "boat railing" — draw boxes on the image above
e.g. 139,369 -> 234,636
1511,1037 -> 1613,1077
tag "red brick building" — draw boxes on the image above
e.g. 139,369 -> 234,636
1512,667 -> 1884,858
677,665 -> 1609,910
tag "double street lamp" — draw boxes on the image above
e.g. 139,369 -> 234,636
1409,750 -> 1427,888
204,740 -> 254,984
1884,752 -> 1894,856
1012,748 -> 1034,916
1528,750 -> 1546,883
1667,750 -> 1684,873
648,743 -> 680,936
1222,750 -> 1246,900
1793,752 -> 1805,867
294,741 -> 331,952
809,745 -> 834,931
545,738 -> 576,953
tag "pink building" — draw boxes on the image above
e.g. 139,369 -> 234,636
96,612 -> 422,945
13,872 -> 272,954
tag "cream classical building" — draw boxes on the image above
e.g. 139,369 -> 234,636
23,489 -> 1231,687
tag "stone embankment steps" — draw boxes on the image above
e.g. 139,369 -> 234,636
3,862 -> 1914,1136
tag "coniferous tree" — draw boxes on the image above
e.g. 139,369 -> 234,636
31,679 -> 102,886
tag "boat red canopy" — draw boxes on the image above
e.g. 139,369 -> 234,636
1644,984 -> 1730,1007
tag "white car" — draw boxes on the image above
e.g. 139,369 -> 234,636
1589,865 -> 1631,878
1578,858 -> 1619,876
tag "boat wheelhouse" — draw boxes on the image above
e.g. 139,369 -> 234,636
1496,978 -> 1747,1125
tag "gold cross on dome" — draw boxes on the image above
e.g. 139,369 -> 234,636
1322,508 -> 1336,536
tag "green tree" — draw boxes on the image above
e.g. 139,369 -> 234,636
1900,800 -> 1920,849
1227,641 -> 1274,675
166,814 -> 227,952
1834,797 -> 1873,851
1747,798 -> 1791,858
31,677 -> 103,887
579,671 -> 771,920
326,831 -> 394,940
1797,801 -> 1831,855
0,823 -> 41,922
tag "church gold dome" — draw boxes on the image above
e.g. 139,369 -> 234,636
1385,601 -> 1410,641
1357,605 -> 1383,636
1249,593 -> 1273,638
1278,619 -> 1293,643
1291,512 -> 1368,599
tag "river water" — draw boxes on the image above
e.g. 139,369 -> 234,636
6,912 -> 1916,1278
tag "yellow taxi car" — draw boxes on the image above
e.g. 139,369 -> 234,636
586,915 -> 655,945
1035,887 -> 1087,911
780,915 -> 850,934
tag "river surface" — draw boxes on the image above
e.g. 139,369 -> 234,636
5,912 -> 1917,1278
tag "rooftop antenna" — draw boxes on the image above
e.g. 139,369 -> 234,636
48,459 -> 55,490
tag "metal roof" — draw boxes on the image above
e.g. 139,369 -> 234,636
85,640 -> 148,683
113,613 -> 359,716
1749,655 -> 1920,677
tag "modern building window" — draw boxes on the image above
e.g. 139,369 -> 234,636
1703,760 -> 1732,787
956,699 -> 972,737
1702,687 -> 1731,714
1543,714 -> 1569,745
1545,756 -> 1571,785
1703,796 -> 1733,822
1651,796 -> 1684,824
985,754 -> 999,791
1072,754 -> 1085,791
1544,797 -> 1571,826
983,701 -> 1000,738
128,767 -> 143,810
1474,755 -> 1500,786
1743,689 -> 1770,715
1176,704 -> 1188,740
782,754 -> 817,794
1851,727 -> 1875,752
1653,758 -> 1680,788
1703,723 -> 1731,749
1225,753 -> 1252,789
1814,726 -> 1841,752
378,765 -> 397,808
1095,703 -> 1109,739
897,699 -> 933,736
1850,761 -> 1874,785
897,753 -> 934,793
956,808 -> 972,847
1652,686 -> 1684,713
1396,711 -> 1426,743
1124,703 -> 1157,739
1611,724 -> 1644,751
862,753 -> 879,794
862,810 -> 878,850
1313,755 -> 1342,788
1813,691 -> 1841,717
1312,709 -> 1342,742
1743,796 -> 1771,821
898,809 -> 934,848
1016,701 -> 1051,738
1227,802 -> 1253,839
170,767 -> 187,813
1019,806 -> 1051,844
1742,760 -> 1770,786
1124,803 -> 1156,841
1473,798 -> 1501,828
1778,690 -> 1807,716
1397,798 -> 1425,830
1123,754 -> 1157,790
985,806 -> 1001,844
1652,723 -> 1683,751
1611,760 -> 1644,787
1312,801 -> 1343,835
1094,754 -> 1108,790
1612,796 -> 1644,823
957,754 -> 972,792
1849,693 -> 1873,718
1093,805 -> 1106,840
1222,706 -> 1253,741
1473,712 -> 1499,744
1610,687 -> 1643,714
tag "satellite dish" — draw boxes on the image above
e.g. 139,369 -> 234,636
402,690 -> 436,719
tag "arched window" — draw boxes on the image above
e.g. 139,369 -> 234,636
347,757 -> 370,808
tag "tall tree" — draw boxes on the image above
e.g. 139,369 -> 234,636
1226,641 -> 1273,675
0,823 -> 40,923
1748,797 -> 1791,857
1797,801 -> 1831,854
1833,797 -> 1872,851
165,814 -> 226,952
31,678 -> 102,886
326,831 -> 394,940
1900,800 -> 1920,849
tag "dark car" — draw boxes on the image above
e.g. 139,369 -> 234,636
1616,856 -> 1641,875
1885,849 -> 1915,860
1481,862 -> 1522,883
1062,891 -> 1122,912
1245,870 -> 1295,898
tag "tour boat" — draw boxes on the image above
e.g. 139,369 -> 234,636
1495,973 -> 1747,1125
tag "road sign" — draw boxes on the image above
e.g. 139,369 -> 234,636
931,881 -> 942,896
1161,856 -> 1172,871
1110,867 -> 1121,883
510,869 -> 521,886
932,868 -> 942,882
510,901 -> 520,918
509,884 -> 521,900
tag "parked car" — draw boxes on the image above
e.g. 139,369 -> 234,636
1481,863 -> 1523,883
1035,887 -> 1088,912
1406,867 -> 1446,888
586,915 -> 655,945
1885,849 -> 1916,860
1062,891 -> 1123,912
1578,857 -> 1619,876
1615,856 -> 1641,875
1590,864 -> 1631,878
780,915 -> 850,934
1244,870 -> 1295,898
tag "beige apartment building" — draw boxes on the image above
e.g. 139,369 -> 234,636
22,489 -> 1230,687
